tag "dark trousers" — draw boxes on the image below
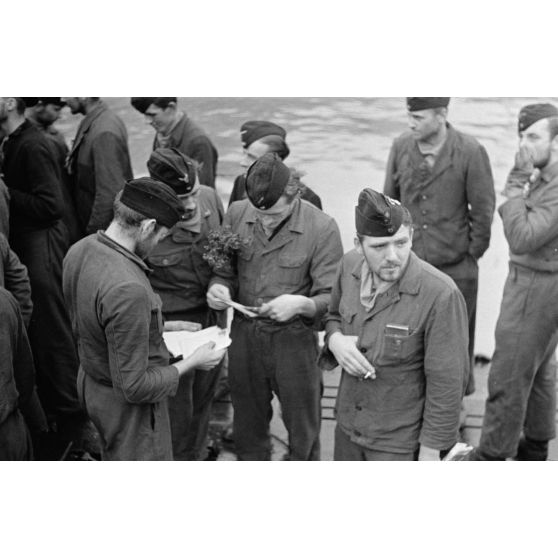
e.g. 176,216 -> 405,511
334,427 -> 416,461
479,263 -> 558,459
11,222 -> 86,459
0,409 -> 33,460
229,317 -> 322,461
165,308 -> 223,460
441,261 -> 478,396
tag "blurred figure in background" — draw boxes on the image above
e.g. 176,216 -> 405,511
131,97 -> 218,188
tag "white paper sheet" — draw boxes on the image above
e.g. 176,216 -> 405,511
163,326 -> 231,359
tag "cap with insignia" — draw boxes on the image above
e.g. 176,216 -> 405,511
240,120 -> 287,149
245,152 -> 290,210
518,103 -> 558,133
355,189 -> 408,237
147,148 -> 198,195
120,177 -> 184,228
406,97 -> 450,112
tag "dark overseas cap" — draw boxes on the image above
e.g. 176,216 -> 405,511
518,103 -> 558,133
20,97 -> 66,108
147,148 -> 197,195
245,152 -> 290,210
120,177 -> 184,228
355,189 -> 407,237
407,97 -> 450,112
240,120 -> 287,148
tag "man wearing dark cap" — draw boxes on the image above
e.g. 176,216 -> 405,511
25,97 -> 79,244
207,153 -> 343,460
228,120 -> 322,209
131,98 -> 218,188
0,97 -> 87,459
384,97 -> 495,397
146,148 -> 225,460
468,103 -> 558,461
63,177 -> 226,460
320,189 -> 468,460
63,97 -> 133,238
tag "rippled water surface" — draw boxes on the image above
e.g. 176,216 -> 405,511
56,97 -> 558,355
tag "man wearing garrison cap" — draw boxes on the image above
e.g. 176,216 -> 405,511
145,148 -> 225,460
384,97 -> 495,397
130,98 -> 218,188
468,102 -> 558,461
207,153 -> 343,460
320,189 -> 468,460
63,178 -> 226,460
228,120 -> 322,209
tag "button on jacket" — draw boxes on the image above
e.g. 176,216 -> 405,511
63,232 -> 179,460
147,186 -> 224,318
321,251 -> 468,454
66,101 -> 133,237
211,198 -> 342,325
500,161 -> 558,272
384,124 -> 495,269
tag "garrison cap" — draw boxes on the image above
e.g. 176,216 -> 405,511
245,152 -> 290,210
355,189 -> 408,237
19,98 -> 39,108
240,120 -> 287,148
120,177 -> 184,229
406,97 -> 450,112
518,103 -> 558,133
147,148 -> 198,195
130,97 -> 177,114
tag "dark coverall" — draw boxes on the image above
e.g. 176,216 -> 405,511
147,186 -> 224,460
0,288 -> 47,460
384,123 -> 495,394
478,161 -> 558,460
63,232 -> 180,460
2,120 -> 84,447
153,112 -> 218,188
320,251 -> 468,460
211,198 -> 343,460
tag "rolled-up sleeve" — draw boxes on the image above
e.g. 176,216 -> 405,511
419,287 -> 468,450
102,283 -> 179,404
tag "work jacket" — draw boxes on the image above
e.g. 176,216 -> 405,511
321,251 -> 468,453
384,124 -> 495,274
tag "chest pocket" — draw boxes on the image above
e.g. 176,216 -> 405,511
378,330 -> 423,367
276,254 -> 307,289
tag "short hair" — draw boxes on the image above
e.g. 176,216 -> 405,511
259,135 -> 290,160
112,190 -> 164,234
356,208 -> 414,242
130,97 -> 177,114
14,98 -> 26,114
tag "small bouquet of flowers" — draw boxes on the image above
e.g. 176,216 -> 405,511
203,226 -> 250,271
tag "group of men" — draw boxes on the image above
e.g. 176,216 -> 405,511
0,96 -> 557,461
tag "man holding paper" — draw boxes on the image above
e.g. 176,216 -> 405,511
207,153 -> 343,460
63,178 -> 225,460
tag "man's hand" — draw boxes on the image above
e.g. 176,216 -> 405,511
164,320 -> 202,332
207,284 -> 232,311
175,341 -> 227,376
328,332 -> 376,379
259,294 -> 316,322
418,445 -> 440,461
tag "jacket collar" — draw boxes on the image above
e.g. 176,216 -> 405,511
96,231 -> 151,274
541,161 -> 558,184
245,198 -> 305,233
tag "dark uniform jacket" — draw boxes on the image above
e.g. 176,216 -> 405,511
66,101 -> 133,237
153,113 -> 218,188
500,161 -> 558,272
211,198 -> 343,327
384,124 -> 495,275
228,174 -> 323,210
147,186 -> 224,320
0,178 -> 9,238
0,287 -> 47,458
321,251 -> 468,453
63,232 -> 179,460
2,119 -> 65,235
0,233 -> 33,326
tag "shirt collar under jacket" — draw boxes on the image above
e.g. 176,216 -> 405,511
96,231 -> 151,274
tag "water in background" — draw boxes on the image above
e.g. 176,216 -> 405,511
56,97 -> 558,356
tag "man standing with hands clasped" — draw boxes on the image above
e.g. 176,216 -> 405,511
320,189 -> 468,461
